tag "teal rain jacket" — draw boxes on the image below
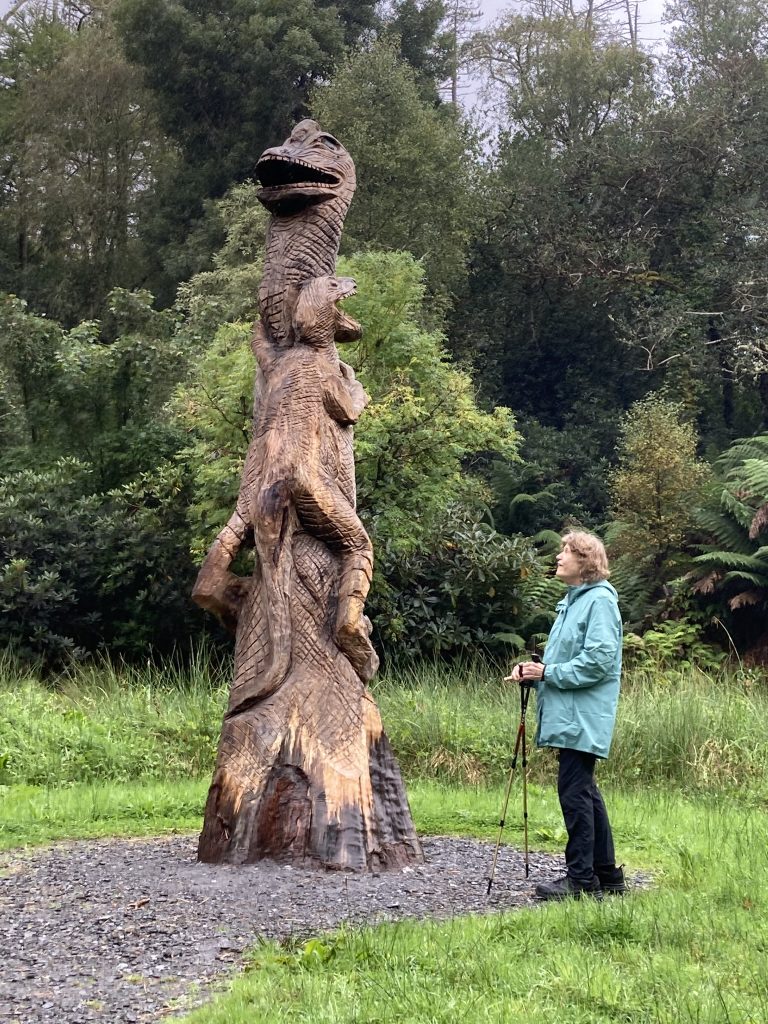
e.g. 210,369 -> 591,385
536,580 -> 622,759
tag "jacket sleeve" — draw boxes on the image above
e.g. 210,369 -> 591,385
544,596 -> 621,690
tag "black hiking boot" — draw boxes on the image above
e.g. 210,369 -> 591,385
596,865 -> 627,895
534,875 -> 603,901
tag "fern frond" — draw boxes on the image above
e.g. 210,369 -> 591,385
690,570 -> 720,595
717,435 -> 768,472
721,570 -> 768,587
720,489 -> 755,529
519,572 -> 564,608
694,509 -> 754,553
517,566 -> 564,632
610,558 -> 655,625
730,590 -> 765,610
531,529 -> 563,554
693,551 -> 768,571
736,459 -> 768,502
510,492 -> 541,508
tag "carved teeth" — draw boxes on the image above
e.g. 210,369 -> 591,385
257,154 -> 340,188
262,183 -> 335,192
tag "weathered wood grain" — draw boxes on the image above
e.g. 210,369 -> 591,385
193,121 -> 422,871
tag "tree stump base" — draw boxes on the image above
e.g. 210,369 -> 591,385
197,534 -> 422,871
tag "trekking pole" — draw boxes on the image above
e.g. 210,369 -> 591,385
520,680 -> 530,878
487,672 -> 533,895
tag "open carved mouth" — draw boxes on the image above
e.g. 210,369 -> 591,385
333,278 -> 361,342
334,277 -> 357,300
256,155 -> 340,190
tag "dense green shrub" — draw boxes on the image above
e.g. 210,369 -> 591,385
622,619 -> 726,673
0,459 -> 204,665
369,505 -> 552,660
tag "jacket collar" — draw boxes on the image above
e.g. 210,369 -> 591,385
565,580 -> 615,604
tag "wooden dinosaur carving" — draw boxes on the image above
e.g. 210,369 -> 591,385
193,122 -> 422,871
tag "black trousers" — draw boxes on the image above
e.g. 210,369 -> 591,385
557,747 -> 616,883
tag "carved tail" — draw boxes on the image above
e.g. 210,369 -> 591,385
225,480 -> 296,715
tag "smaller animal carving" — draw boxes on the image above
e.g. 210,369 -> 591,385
248,276 -> 377,697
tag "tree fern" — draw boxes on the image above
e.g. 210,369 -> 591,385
718,436 -> 768,468
693,551 -> 768,572
719,488 -> 754,529
735,458 -> 768,495
688,434 -> 768,649
722,570 -> 768,588
514,560 -> 564,639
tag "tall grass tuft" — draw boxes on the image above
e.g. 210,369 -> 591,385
2,653 -> 767,795
375,660 -> 768,793
0,648 -> 228,786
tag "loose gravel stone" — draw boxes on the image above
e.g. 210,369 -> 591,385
0,835 -> 582,1022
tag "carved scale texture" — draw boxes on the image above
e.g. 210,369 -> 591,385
197,127 -> 421,872
259,194 -> 352,348
199,532 -> 421,870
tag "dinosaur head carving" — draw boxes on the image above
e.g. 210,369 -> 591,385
256,120 -> 356,216
293,276 -> 362,348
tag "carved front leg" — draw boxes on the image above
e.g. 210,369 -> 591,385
294,471 -> 378,679
336,547 -> 377,681
323,364 -> 369,425
193,427 -> 263,631
192,511 -> 252,633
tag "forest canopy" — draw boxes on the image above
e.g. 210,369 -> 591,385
2,0 -> 768,666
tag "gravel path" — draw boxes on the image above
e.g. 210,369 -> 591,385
0,834 -> 568,1023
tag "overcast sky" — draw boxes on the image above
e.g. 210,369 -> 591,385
480,0 -> 668,44
1,0 -> 670,39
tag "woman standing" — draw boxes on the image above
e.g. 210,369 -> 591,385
511,531 -> 625,899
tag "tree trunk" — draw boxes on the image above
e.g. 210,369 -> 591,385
196,530 -> 422,871
193,121 -> 422,872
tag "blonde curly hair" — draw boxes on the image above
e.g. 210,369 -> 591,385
561,530 -> 610,583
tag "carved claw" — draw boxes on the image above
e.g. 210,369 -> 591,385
192,513 -> 253,632
336,616 -> 379,681
193,569 -> 251,635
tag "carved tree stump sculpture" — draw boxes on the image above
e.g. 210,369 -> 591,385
193,120 -> 423,871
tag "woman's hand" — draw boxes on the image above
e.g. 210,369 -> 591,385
504,661 -> 545,684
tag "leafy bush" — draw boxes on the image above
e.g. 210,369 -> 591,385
0,458 -> 204,665
609,394 -> 708,599
622,619 -> 726,673
369,505 -> 545,660
490,418 -> 613,536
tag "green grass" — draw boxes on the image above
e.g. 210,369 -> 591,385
0,651 -> 227,787
3,654 -> 768,795
0,775 -> 696,870
0,779 -> 207,850
3,654 -> 768,1021
5,776 -> 767,1024
175,789 -> 768,1024
375,660 -> 768,792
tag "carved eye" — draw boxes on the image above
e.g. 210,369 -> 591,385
321,135 -> 341,150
